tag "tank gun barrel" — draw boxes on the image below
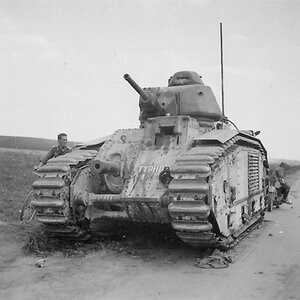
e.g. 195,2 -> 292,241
124,73 -> 150,100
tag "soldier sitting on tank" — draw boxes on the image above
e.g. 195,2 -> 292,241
34,133 -> 72,170
272,165 -> 292,204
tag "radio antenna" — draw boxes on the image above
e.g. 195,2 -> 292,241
220,22 -> 225,119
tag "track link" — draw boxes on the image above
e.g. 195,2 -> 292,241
168,133 -> 266,248
168,151 -> 217,248
31,149 -> 97,237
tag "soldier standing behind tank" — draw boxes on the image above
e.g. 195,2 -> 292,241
34,133 -> 72,170
273,165 -> 292,204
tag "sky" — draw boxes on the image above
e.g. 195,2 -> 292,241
0,0 -> 299,160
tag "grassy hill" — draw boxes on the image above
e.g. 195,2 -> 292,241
0,135 -> 81,151
0,149 -> 41,223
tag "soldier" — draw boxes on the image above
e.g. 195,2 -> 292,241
34,133 -> 72,170
273,165 -> 292,204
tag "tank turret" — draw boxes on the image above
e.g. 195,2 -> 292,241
124,71 -> 223,124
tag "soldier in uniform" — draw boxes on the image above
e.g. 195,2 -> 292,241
273,165 -> 292,204
34,133 -> 72,170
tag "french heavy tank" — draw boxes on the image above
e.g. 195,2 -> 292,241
30,71 -> 268,248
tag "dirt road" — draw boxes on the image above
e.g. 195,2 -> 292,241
1,170 -> 300,300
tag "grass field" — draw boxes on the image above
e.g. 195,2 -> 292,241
0,149 -> 45,223
0,149 -> 47,253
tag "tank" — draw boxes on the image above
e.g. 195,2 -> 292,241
29,71 -> 268,248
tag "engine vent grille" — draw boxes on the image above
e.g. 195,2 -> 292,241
248,152 -> 259,194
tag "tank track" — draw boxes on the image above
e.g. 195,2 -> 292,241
31,149 -> 97,239
168,134 -> 265,248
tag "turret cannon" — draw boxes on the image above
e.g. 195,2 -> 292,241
123,73 -> 151,101
124,73 -> 160,119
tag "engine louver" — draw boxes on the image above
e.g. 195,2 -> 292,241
248,152 -> 259,194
